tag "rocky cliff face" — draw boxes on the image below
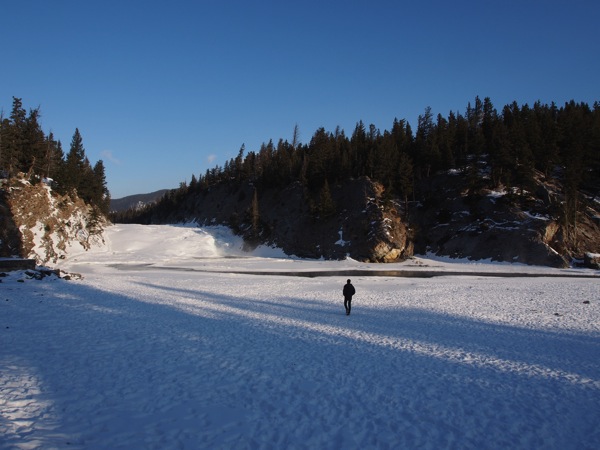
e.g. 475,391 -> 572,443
0,176 -> 107,265
411,170 -> 600,268
255,178 -> 412,262
157,177 -> 412,263
8,170 -> 595,269
151,170 -> 599,267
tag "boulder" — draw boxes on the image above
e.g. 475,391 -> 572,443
583,252 -> 600,269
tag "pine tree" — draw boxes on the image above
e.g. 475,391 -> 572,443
0,112 -> 6,175
307,127 -> 331,189
63,128 -> 86,194
2,97 -> 27,175
481,97 -> 498,151
22,107 -> 46,179
467,96 -> 485,155
43,132 -> 64,180
415,106 -> 436,177
292,124 -> 301,150
235,144 -> 245,181
373,134 -> 397,189
351,121 -> 367,178
396,152 -> 414,214
318,179 -> 336,218
92,160 -> 110,214
251,188 -> 260,235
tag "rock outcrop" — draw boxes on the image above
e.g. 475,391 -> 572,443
135,168 -> 599,267
0,176 -> 107,265
411,170 -> 600,268
584,252 -> 600,269
153,177 -> 411,262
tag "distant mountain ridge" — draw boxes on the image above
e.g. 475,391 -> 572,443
110,190 -> 169,212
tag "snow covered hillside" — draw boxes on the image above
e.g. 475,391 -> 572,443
2,224 -> 599,449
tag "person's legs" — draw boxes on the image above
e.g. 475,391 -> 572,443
344,297 -> 350,315
347,299 -> 351,315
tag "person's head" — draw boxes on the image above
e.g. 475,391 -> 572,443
347,279 -> 351,284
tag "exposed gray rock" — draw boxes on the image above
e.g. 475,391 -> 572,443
157,177 -> 410,262
584,252 -> 600,269
1,175 -> 107,265
143,168 -> 599,267
411,170 -> 599,268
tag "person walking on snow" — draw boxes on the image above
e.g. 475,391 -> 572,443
343,279 -> 356,315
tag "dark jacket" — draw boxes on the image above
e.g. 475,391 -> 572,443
343,283 -> 356,299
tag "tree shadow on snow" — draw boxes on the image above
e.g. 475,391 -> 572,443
1,275 -> 599,449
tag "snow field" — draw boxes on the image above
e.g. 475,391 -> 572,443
1,224 -> 599,449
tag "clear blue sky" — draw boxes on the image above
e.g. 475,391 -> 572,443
2,0 -> 598,199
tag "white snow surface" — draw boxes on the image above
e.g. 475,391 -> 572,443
2,224 -> 600,449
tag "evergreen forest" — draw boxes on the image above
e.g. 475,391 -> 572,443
116,97 -> 600,231
0,97 -> 110,215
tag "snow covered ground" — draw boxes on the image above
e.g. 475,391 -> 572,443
1,224 -> 599,449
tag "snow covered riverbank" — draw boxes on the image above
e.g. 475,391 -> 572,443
2,224 -> 599,449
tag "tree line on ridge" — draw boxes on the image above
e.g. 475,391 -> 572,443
0,97 -> 110,215
115,97 -> 600,234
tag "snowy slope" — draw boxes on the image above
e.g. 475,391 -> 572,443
1,224 -> 599,449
